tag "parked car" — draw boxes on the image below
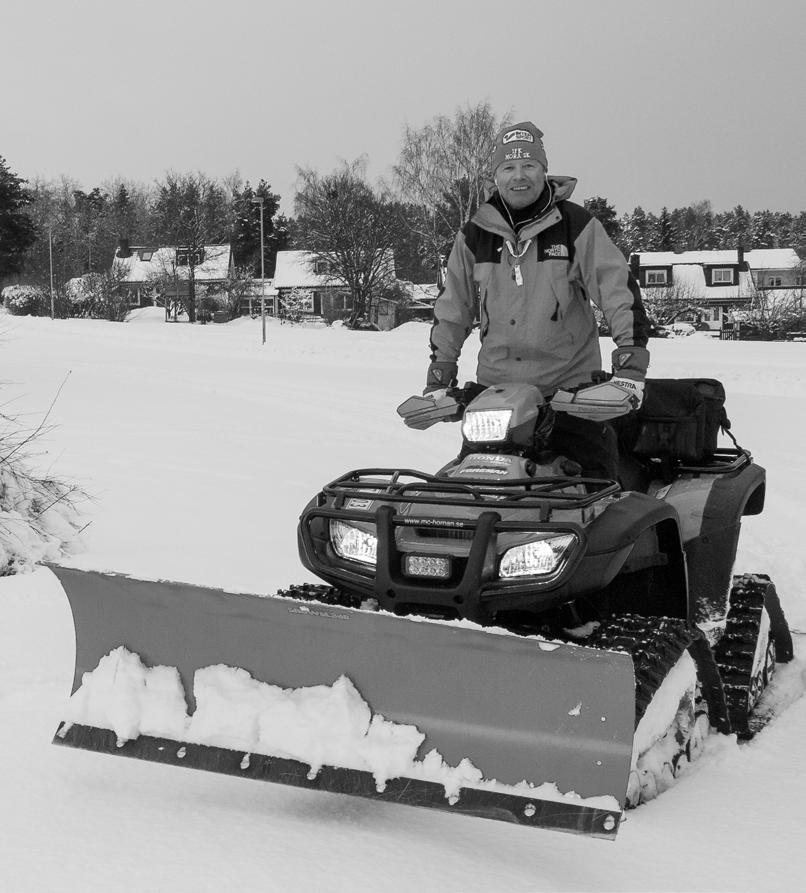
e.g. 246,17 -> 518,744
661,322 -> 696,337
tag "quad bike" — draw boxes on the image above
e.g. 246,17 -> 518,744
50,377 -> 793,841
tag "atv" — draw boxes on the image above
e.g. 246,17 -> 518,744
51,377 -> 793,841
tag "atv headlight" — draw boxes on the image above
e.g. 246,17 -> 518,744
499,534 -> 577,579
330,520 -> 377,565
462,409 -> 513,443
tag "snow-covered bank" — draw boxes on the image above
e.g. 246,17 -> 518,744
2,315 -> 805,892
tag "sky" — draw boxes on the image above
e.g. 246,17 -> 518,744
2,0 -> 805,218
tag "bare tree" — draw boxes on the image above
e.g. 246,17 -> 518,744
219,265 -> 255,319
640,277 -> 708,325
294,159 -> 399,327
394,102 -> 510,278
151,172 -> 229,322
742,278 -> 804,339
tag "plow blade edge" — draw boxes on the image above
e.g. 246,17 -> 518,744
51,566 -> 636,839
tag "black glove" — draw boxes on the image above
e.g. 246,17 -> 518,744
611,346 -> 649,380
424,361 -> 458,395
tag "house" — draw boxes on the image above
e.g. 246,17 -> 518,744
273,251 -> 353,322
273,250 -> 396,324
376,280 -> 438,330
239,278 -> 279,316
631,248 -> 803,330
112,243 -> 233,307
745,248 -> 803,291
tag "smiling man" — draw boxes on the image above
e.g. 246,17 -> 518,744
423,121 -> 650,479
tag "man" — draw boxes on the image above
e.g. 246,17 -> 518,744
424,121 -> 650,479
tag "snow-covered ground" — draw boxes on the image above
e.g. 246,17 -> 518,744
1,310 -> 805,892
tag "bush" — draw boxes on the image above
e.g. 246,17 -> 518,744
0,417 -> 85,574
65,273 -> 131,321
196,294 -> 223,323
2,285 -> 46,316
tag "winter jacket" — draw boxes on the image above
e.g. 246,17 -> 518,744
427,176 -> 649,395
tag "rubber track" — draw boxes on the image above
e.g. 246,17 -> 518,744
588,616 -> 730,733
276,582 -> 363,609
712,574 -> 789,738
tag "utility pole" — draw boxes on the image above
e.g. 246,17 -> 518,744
252,197 -> 266,344
48,226 -> 55,318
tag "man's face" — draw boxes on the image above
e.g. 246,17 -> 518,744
495,159 -> 546,210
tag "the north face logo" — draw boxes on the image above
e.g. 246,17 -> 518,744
503,129 -> 534,144
544,244 -> 569,258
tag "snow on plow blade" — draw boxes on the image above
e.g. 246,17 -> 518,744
51,566 -> 635,839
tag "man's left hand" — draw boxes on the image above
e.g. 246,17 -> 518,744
610,377 -> 645,410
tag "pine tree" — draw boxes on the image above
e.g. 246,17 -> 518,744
0,156 -> 36,279
721,205 -> 753,249
583,196 -> 621,241
230,180 -> 285,277
654,207 -> 678,251
751,210 -> 779,249
620,206 -> 653,254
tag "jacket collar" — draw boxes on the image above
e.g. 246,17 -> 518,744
472,175 -> 578,241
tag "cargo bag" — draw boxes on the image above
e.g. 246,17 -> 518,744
617,378 -> 730,464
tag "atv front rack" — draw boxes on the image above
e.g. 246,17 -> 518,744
321,468 -> 621,517
298,469 -> 626,623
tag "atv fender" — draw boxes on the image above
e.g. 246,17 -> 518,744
576,492 -> 687,617
650,462 -> 766,625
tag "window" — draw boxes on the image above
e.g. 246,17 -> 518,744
314,259 -> 330,275
139,250 -> 153,262
766,276 -> 783,287
176,248 -> 204,266
646,269 -> 668,285
712,268 -> 734,284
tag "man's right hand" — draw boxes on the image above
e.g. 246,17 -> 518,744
422,387 -> 449,401
425,361 -> 458,395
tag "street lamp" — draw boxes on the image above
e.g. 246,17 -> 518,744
48,226 -> 55,318
252,197 -> 266,344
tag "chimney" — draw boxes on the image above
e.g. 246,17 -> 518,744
117,237 -> 131,259
629,253 -> 640,277
737,244 -> 745,267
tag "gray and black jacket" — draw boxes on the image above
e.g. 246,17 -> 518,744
427,175 -> 649,394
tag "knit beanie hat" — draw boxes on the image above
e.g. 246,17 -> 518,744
490,122 -> 548,173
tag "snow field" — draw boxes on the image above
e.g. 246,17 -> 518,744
1,311 -> 805,892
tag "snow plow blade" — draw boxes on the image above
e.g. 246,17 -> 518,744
50,566 -> 636,840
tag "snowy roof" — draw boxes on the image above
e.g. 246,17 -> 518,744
273,250 -> 395,289
243,279 -> 278,297
114,245 -> 232,283
743,248 -> 801,270
273,251 -> 346,288
637,248 -> 800,271
650,263 -> 754,302
404,282 -> 440,303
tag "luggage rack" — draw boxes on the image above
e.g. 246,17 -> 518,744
676,447 -> 752,475
321,468 -> 621,516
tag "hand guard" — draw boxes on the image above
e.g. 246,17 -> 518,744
609,377 -> 645,410
550,382 -> 638,421
397,393 -> 462,429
